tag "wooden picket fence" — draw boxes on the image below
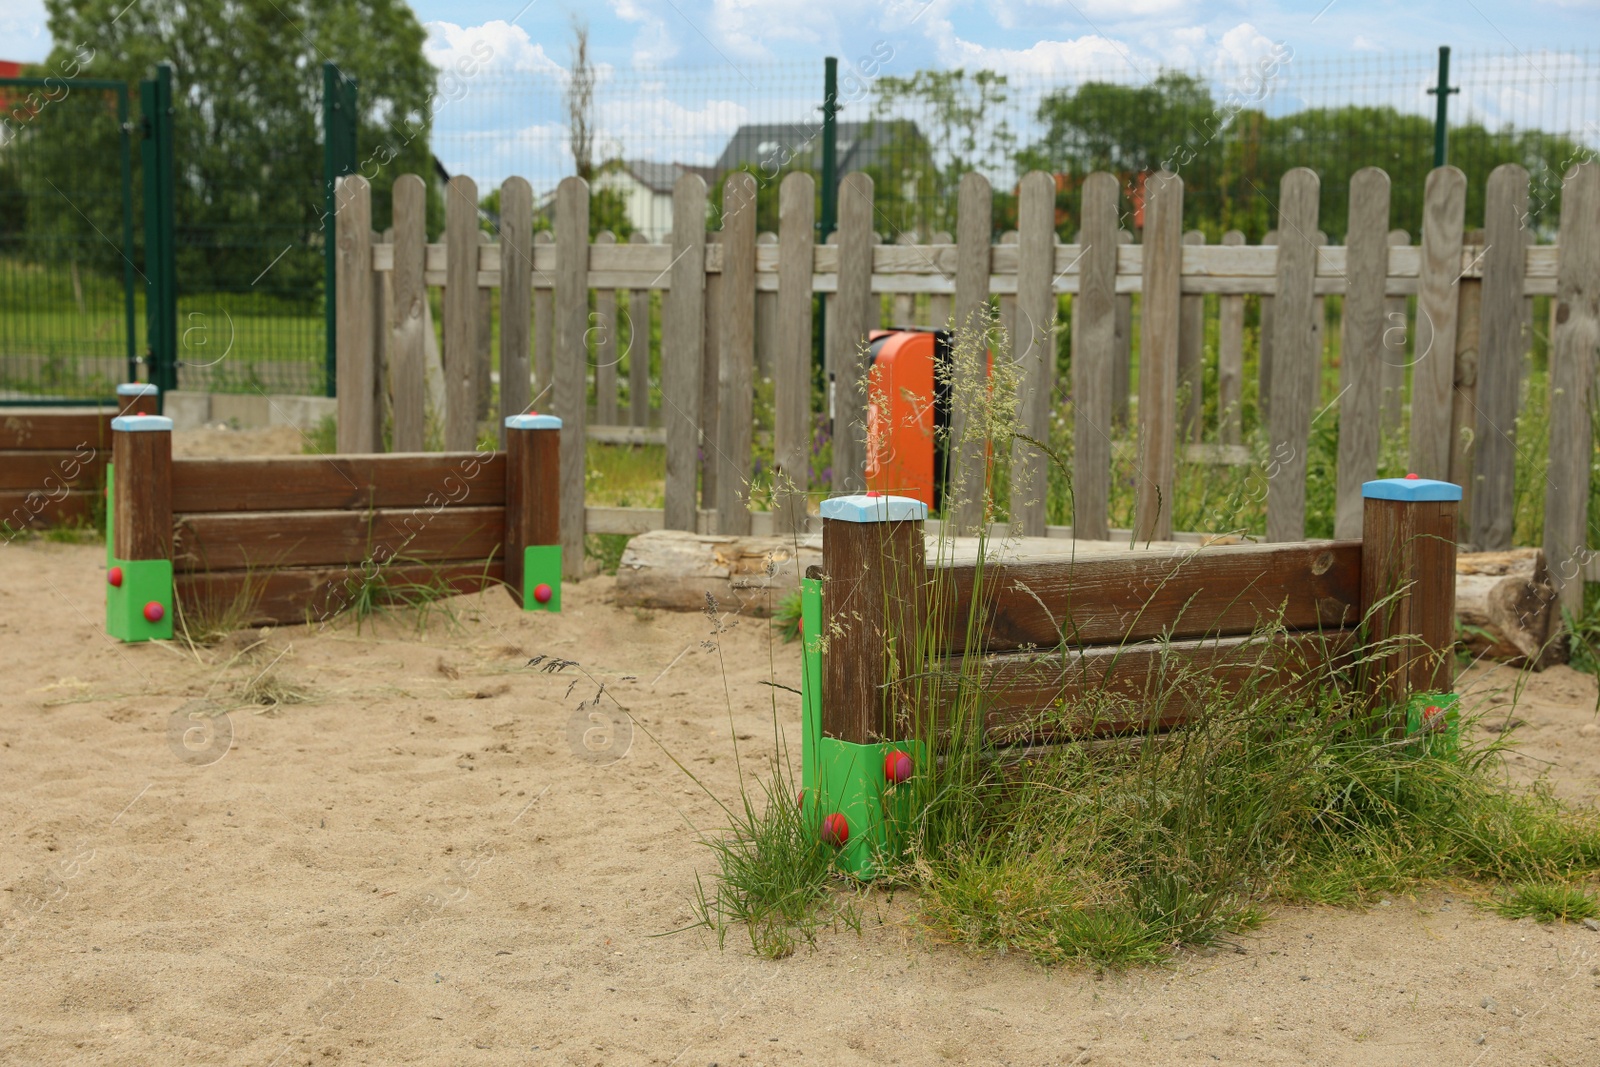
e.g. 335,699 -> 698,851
334,160 -> 1600,614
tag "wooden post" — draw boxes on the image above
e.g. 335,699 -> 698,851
774,171 -> 815,535
534,231 -> 555,404
829,172 -> 876,494
1012,171 -> 1056,537
443,175 -> 479,451
820,493 -> 928,744
948,172 -> 993,534
1134,170 -> 1182,543
700,231 -> 723,514
1544,161 -> 1600,619
1178,229 -> 1205,443
115,382 -> 159,417
629,232 -> 652,428
1217,230 -> 1246,446
1471,164 -> 1530,552
108,414 -> 174,641
717,172 -> 757,536
1258,229 -> 1277,426
390,174 -> 427,451
1410,166 -> 1467,480
335,174 -> 376,453
1074,172 -> 1118,541
663,175 -> 707,531
1112,229 -> 1133,431
1265,170 -> 1319,543
553,177 -> 588,579
594,231 -> 620,425
1334,167 -> 1391,540
1360,476 -> 1461,722
1380,229 -> 1411,438
503,413 -> 562,610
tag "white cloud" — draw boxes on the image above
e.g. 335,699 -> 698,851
0,0 -> 51,63
938,32 -> 1140,78
595,94 -> 751,165
610,0 -> 679,66
423,20 -> 563,76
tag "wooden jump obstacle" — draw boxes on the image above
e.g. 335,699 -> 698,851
800,478 -> 1462,878
1,383 -> 159,532
104,413 -> 564,642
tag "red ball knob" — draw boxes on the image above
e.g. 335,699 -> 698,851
820,812 -> 849,847
1405,472 -> 1420,480
884,749 -> 914,784
107,566 -> 123,587
142,601 -> 165,623
1422,704 -> 1444,729
865,490 -> 882,497
533,583 -> 554,604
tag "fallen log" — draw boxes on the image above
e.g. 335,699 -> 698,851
1455,549 -> 1561,669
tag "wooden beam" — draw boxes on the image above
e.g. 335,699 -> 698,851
113,418 -> 172,561
176,559 -> 506,629
170,453 -> 506,513
173,506 -> 505,572
504,417 -> 560,603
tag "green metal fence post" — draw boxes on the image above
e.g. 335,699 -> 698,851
140,64 -> 176,398
117,84 -> 138,389
816,57 -> 839,378
1427,46 -> 1458,168
323,62 -> 358,400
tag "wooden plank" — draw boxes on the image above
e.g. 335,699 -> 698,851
1073,173 -> 1118,541
1312,230 -> 1327,414
1178,229 -> 1206,443
773,172 -> 815,535
1544,162 -> 1600,617
0,450 -> 103,490
1112,229 -> 1133,430
755,231 -> 779,379
389,174 -> 428,452
628,232 -> 652,428
443,176 -> 479,451
1217,231 -> 1245,445
948,173 -> 993,533
475,231 -> 493,422
335,175 -> 376,453
821,512 -> 926,744
700,232 -> 722,512
1135,171 -> 1183,542
1409,166 -> 1468,479
829,172 -> 876,494
1265,171 -> 1320,542
175,559 -> 506,629
553,177 -> 588,579
998,230 -> 1019,385
1450,273 -> 1483,542
585,425 -> 664,445
503,421 -> 560,602
891,233 -> 917,326
1012,171 -> 1056,537
716,172 -> 758,536
1471,164 -> 1530,551
0,412 -> 112,451
373,226 -> 392,451
0,489 -> 98,529
926,230 -> 953,330
1334,167 -> 1391,540
951,629 -> 1356,743
533,231 -> 554,404
498,179 -> 535,443
170,453 -> 506,513
1361,494 -> 1459,722
173,505 -> 506,572
593,231 -> 620,425
938,539 -> 1360,656
662,174 -> 707,531
1257,230 -> 1277,425
1380,229 -> 1411,437
113,423 -> 172,560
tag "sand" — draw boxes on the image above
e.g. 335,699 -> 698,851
3,431 -> 1600,1065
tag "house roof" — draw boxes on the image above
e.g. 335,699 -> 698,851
713,120 -> 926,177
609,159 -> 718,194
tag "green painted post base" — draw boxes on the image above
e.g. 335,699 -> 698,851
107,558 -> 173,642
803,736 -> 925,880
1405,692 -> 1460,757
522,545 -> 562,612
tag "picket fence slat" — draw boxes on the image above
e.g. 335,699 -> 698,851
1135,170 -> 1182,542
1334,167 -> 1390,540
1266,170 -> 1319,543
1410,165 -> 1468,480
1472,164 -> 1529,551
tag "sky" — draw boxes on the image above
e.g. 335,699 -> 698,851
2,0 -> 1597,187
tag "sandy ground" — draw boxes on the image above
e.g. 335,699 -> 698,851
3,430 -> 1600,1066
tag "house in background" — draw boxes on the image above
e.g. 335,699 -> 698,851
591,160 -> 717,242
714,120 -> 927,182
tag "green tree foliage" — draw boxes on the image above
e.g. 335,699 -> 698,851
32,0 -> 437,300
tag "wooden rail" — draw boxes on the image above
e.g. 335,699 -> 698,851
1,384 -> 158,532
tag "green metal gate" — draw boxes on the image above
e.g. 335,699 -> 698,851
0,76 -> 138,404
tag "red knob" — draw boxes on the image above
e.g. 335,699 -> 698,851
820,812 -> 849,847
865,490 -> 882,497
884,749 -> 914,784
142,601 -> 165,623
1405,472 -> 1420,480
533,583 -> 554,604
107,566 -> 123,587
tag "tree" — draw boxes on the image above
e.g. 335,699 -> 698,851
34,0 -> 436,299
566,18 -> 595,182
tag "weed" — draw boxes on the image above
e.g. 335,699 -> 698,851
585,533 -> 630,575
772,588 -> 802,644
1493,882 -> 1600,923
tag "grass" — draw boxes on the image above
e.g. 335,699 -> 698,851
696,308 -> 1600,966
1492,882 -> 1600,923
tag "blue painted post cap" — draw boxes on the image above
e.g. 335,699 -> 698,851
115,383 -> 159,397
819,493 -> 928,523
504,413 -> 562,430
110,415 -> 174,433
1362,475 -> 1462,502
